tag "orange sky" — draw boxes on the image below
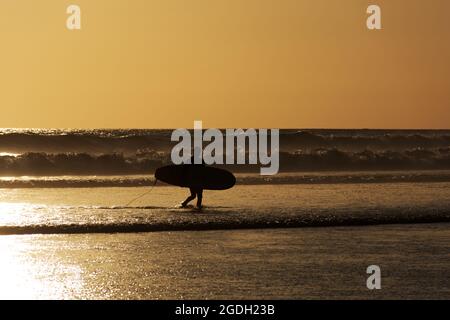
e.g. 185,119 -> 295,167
0,0 -> 449,128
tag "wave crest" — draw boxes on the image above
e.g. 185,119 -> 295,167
0,148 -> 449,176
1,207 -> 449,235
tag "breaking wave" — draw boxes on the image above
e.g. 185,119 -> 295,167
1,129 -> 450,154
0,148 -> 449,176
0,129 -> 449,176
1,206 -> 449,235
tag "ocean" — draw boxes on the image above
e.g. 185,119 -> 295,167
0,129 -> 449,299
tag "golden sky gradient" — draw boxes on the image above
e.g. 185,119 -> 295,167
0,0 -> 449,128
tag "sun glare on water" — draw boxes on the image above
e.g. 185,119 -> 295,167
0,201 -> 84,299
0,202 -> 42,226
0,236 -> 85,299
0,199 -> 88,299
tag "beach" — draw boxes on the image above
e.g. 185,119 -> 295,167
3,0 -> 450,303
1,180 -> 449,299
1,224 -> 449,299
0,129 -> 449,299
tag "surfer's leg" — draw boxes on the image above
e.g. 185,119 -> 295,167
196,189 -> 203,209
182,188 -> 196,207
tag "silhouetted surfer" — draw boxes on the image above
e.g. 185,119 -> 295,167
181,149 -> 204,209
155,147 -> 235,209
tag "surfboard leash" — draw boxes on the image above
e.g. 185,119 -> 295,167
124,178 -> 158,207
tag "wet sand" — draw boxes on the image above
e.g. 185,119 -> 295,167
1,223 -> 449,299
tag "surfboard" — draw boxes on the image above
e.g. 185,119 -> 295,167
155,165 -> 236,190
